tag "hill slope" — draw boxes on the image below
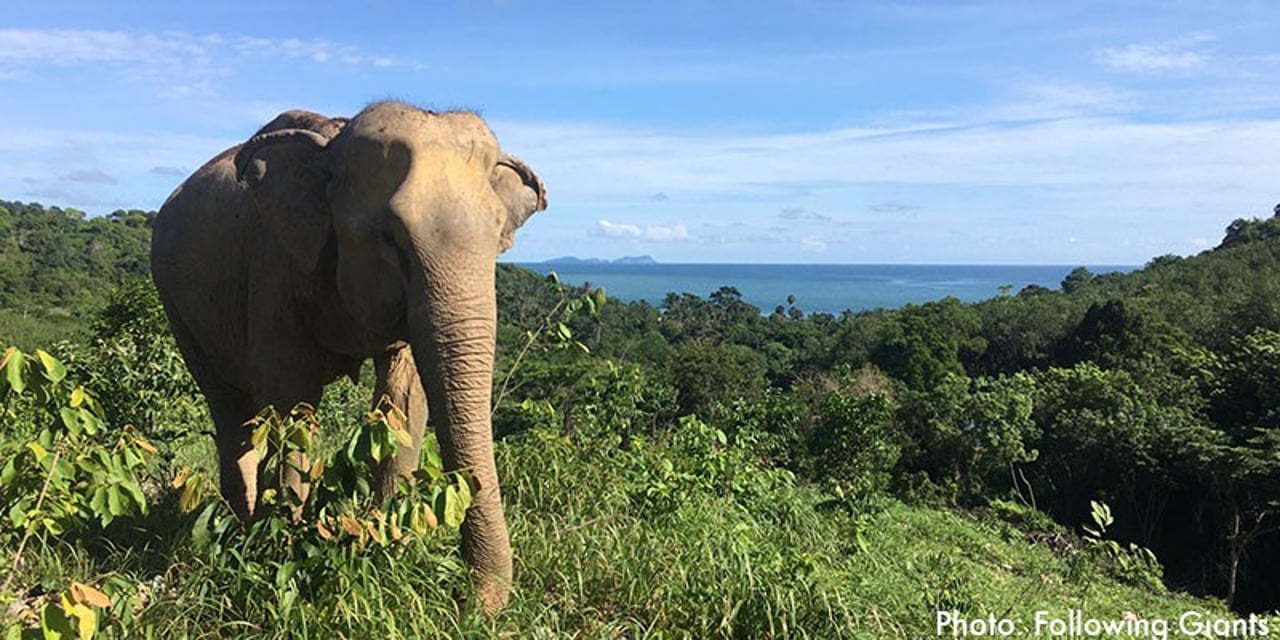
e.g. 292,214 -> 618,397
2,199 -> 1278,636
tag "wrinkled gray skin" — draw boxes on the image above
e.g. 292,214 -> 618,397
150,102 -> 546,611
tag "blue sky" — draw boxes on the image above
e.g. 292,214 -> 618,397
2,1 -> 1278,264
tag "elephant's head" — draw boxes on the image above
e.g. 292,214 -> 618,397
233,101 -> 547,611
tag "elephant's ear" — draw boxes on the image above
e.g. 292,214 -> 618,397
234,128 -> 335,273
491,154 -> 547,254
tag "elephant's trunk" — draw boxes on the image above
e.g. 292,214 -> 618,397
406,241 -> 512,613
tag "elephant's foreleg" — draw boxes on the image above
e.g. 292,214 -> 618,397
207,392 -> 261,521
254,383 -> 323,517
372,343 -> 428,499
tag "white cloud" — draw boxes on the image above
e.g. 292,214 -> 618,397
779,206 -> 832,222
501,116 -> 1278,205
1100,34 -> 1213,73
593,219 -> 689,241
62,169 -> 118,184
0,29 -> 215,65
801,236 -> 828,252
0,29 -> 420,93
645,224 -> 689,240
498,106 -> 1275,263
595,219 -> 642,237
231,35 -> 419,69
868,201 -> 920,213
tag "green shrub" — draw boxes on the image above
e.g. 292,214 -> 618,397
808,389 -> 898,494
0,347 -> 154,545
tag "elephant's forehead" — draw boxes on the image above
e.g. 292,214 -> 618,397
351,102 -> 498,155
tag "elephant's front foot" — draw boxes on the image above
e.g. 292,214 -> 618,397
280,449 -> 312,521
217,442 -> 262,522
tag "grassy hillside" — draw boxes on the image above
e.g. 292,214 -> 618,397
2,200 -> 1279,637
1,361 -> 1232,638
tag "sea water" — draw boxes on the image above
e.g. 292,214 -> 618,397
511,263 -> 1133,315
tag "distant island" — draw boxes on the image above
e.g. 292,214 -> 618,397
543,255 -> 658,265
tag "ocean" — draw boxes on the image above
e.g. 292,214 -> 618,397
510,263 -> 1135,315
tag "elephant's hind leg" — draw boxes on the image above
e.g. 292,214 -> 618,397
161,311 -> 263,521
372,342 -> 428,499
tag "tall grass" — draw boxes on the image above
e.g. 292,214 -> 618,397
3,367 -> 1228,639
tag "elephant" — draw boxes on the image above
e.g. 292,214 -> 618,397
150,101 -> 547,611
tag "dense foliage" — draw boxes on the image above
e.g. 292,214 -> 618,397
1,199 -> 1278,636
491,208 -> 1280,614
0,201 -> 153,348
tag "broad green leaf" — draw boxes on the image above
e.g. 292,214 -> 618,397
179,477 -> 203,514
41,596 -> 77,640
89,487 -> 108,516
456,473 -> 473,510
42,517 -> 65,535
36,350 -> 66,384
70,386 -> 85,408
72,603 -> 97,640
422,437 -> 443,472
0,457 -> 17,485
275,560 -> 299,590
60,408 -> 82,436
416,464 -> 444,483
409,502 -> 437,535
3,348 -> 25,394
287,422 -> 312,449
8,500 -> 29,528
250,423 -> 270,454
191,503 -> 216,548
80,411 -> 102,436
443,484 -> 467,528
122,481 -> 147,514
27,441 -> 49,462
53,458 -> 75,483
82,393 -> 104,418
106,486 -> 124,516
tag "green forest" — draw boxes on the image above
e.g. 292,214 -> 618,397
1,197 -> 1278,637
